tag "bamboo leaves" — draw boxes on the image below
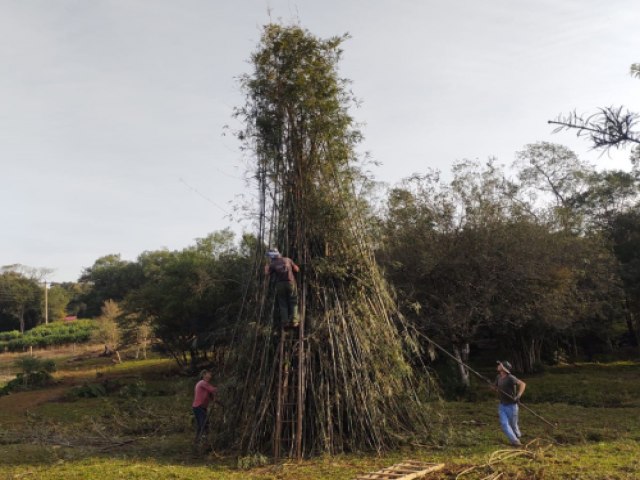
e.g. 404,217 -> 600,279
226,24 -> 438,456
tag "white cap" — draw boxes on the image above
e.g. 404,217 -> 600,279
266,248 -> 280,259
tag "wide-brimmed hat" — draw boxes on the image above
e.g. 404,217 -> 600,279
497,360 -> 512,373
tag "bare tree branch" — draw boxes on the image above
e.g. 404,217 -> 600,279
548,107 -> 640,152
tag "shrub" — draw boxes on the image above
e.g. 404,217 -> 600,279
14,356 -> 56,375
69,382 -> 108,398
68,378 -> 130,399
118,379 -> 148,398
0,331 -> 21,341
0,320 -> 96,352
0,356 -> 57,395
237,454 -> 269,469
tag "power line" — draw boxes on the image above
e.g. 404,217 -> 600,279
179,177 -> 230,215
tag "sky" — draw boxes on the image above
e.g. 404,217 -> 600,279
1,0 -> 639,283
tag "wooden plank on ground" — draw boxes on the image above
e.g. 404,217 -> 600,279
354,461 -> 445,480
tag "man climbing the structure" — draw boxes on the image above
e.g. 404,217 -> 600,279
265,248 -> 300,328
494,360 -> 526,446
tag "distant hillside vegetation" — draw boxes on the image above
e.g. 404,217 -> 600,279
0,320 -> 96,352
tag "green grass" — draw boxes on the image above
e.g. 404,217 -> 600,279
1,349 -> 640,479
1,438 -> 639,479
524,362 -> 640,407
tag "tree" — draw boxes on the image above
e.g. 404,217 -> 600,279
381,170 -> 498,388
0,271 -> 43,333
125,230 -> 250,370
549,63 -> 640,167
57,282 -> 90,317
93,300 -> 122,361
45,284 -> 71,323
570,169 -> 639,230
0,264 -> 53,282
134,321 -> 152,360
549,107 -> 639,154
79,255 -> 144,317
487,224 -> 622,369
513,142 -> 592,230
608,207 -> 640,346
381,159 -> 625,374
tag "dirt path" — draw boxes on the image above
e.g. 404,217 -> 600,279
0,384 -> 71,425
0,347 -> 107,426
0,345 -> 176,432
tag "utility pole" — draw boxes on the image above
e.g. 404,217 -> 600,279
44,280 -> 49,324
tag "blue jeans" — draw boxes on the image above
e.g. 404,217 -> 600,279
498,403 -> 521,444
193,406 -> 208,440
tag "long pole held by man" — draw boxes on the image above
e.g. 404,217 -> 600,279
493,360 -> 527,446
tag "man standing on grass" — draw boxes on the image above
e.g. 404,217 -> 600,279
494,360 -> 526,446
265,248 -> 300,328
192,369 -> 217,442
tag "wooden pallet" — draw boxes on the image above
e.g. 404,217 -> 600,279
354,460 -> 445,480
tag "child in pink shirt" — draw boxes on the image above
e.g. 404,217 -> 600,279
192,370 -> 217,441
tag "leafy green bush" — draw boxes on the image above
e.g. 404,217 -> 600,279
69,382 -> 108,398
0,330 -> 21,342
0,320 -> 96,352
14,356 -> 56,375
0,356 -> 57,395
68,379 -> 153,400
237,454 -> 269,469
118,379 -> 148,398
6,337 -> 26,351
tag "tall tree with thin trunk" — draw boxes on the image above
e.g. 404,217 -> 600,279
225,24 -> 438,456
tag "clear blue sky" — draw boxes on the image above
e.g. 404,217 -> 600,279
1,0 -> 638,282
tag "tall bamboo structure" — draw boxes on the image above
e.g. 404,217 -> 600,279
223,24 -> 439,457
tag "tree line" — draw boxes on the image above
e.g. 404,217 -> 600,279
379,145 -> 639,384
0,266 -> 71,333
2,25 -> 638,392
3,139 -> 638,386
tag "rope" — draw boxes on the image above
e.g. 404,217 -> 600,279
414,330 -> 557,429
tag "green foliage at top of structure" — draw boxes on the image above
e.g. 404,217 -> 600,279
236,24 -> 368,251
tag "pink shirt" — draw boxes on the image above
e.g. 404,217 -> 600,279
192,380 -> 217,408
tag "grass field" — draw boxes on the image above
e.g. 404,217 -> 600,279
1,346 -> 639,479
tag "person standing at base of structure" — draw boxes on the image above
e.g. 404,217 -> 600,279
494,360 -> 526,446
265,248 -> 300,328
192,369 -> 217,442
